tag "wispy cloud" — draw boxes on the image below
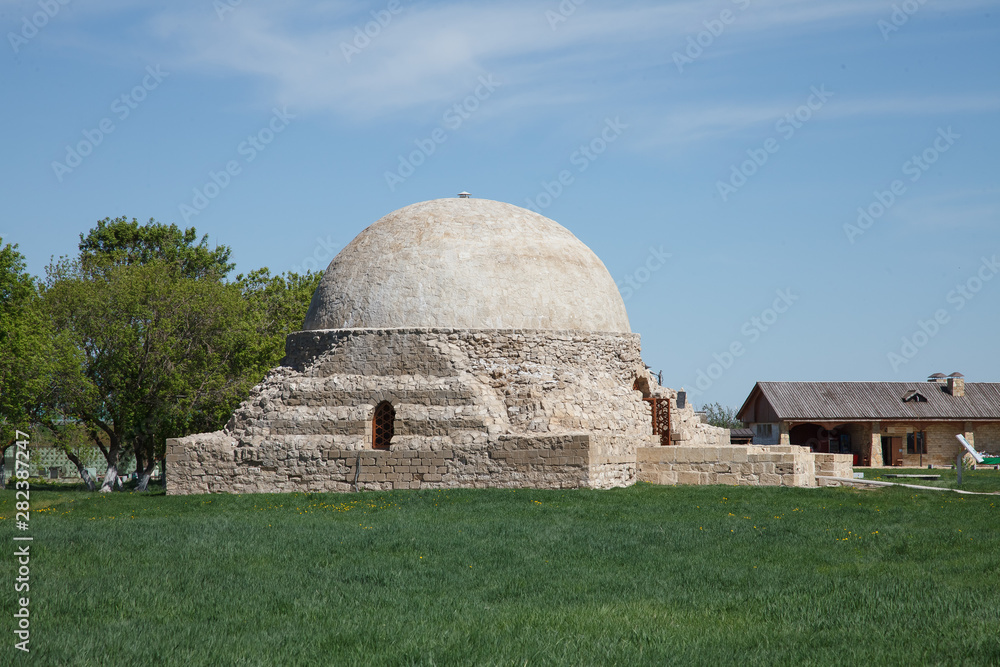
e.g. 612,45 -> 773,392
33,0 -> 1000,122
643,94 -> 1000,148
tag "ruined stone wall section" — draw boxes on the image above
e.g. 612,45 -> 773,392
589,434 -> 659,489
168,329 -> 657,495
637,445 -> 838,487
166,432 -> 655,495
227,329 -> 652,449
642,382 -> 730,447
813,453 -> 855,479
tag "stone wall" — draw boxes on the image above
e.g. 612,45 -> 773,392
813,452 -> 855,479
634,383 -> 730,447
166,432 -> 655,494
270,328 -> 654,442
973,422 -> 1000,455
669,400 -> 731,447
881,422 -> 971,467
168,328 -> 658,495
636,445 -> 852,487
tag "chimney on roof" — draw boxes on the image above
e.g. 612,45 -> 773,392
928,372 -> 947,385
946,372 -> 965,397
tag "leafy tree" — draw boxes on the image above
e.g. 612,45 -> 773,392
78,216 -> 233,279
31,421 -> 103,491
43,258 -> 243,490
235,267 -> 323,374
38,217 -> 321,491
700,402 -> 744,429
0,240 -> 67,488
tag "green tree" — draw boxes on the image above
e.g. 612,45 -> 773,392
0,240 -> 68,487
39,217 -> 321,491
700,402 -> 743,430
43,258 -> 243,490
235,267 -> 323,376
78,216 -> 233,279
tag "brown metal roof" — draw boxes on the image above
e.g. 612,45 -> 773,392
745,382 -> 1000,421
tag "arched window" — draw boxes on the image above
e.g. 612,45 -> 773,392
372,401 -> 395,450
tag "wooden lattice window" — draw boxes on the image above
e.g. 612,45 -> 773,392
372,401 -> 395,450
643,397 -> 671,446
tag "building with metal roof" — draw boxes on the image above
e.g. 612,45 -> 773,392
736,374 -> 1000,467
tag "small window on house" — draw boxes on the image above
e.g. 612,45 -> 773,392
902,390 -> 928,403
906,431 -> 926,454
372,401 -> 395,450
756,423 -> 773,438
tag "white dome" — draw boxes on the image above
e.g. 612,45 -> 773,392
302,198 -> 631,332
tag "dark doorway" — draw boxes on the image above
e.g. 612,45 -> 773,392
881,436 -> 902,465
790,423 -> 829,452
372,401 -> 395,450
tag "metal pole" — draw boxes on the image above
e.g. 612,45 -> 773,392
956,451 -> 962,487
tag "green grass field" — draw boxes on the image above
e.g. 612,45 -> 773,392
863,467 -> 1000,493
3,482 -> 999,666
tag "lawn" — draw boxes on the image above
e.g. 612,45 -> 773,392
3,483 -> 998,666
862,467 -> 1000,493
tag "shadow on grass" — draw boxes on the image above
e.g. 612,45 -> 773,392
2,479 -> 166,495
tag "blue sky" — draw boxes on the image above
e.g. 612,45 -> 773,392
2,0 -> 998,408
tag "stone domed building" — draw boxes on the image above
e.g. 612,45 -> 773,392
168,197 -> 832,496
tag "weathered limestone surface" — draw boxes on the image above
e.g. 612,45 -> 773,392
637,445 -> 852,487
167,328 -> 659,495
661,395 -> 730,447
813,452 -> 854,479
303,199 -> 632,333
166,432 -> 653,495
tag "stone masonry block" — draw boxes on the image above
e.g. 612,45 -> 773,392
676,470 -> 702,485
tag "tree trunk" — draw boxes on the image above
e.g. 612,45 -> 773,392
100,446 -> 120,493
134,458 -> 157,492
0,442 -> 11,489
64,449 -> 96,492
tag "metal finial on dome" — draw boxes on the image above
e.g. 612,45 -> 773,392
457,191 -> 471,198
